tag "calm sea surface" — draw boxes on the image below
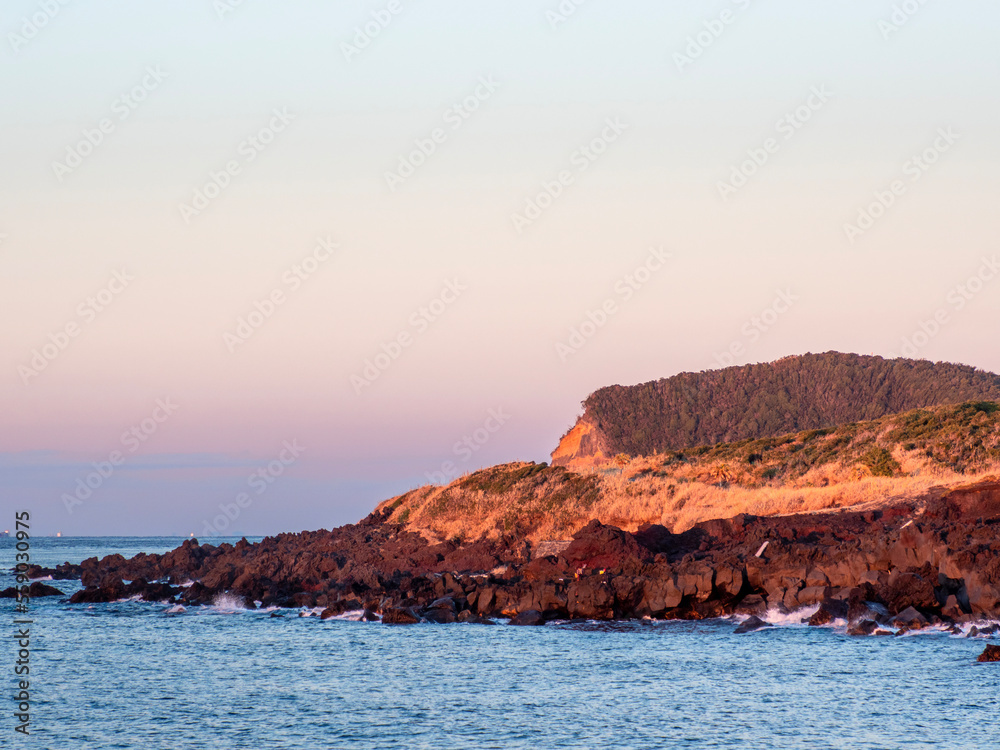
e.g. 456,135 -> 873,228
3,537 -> 999,749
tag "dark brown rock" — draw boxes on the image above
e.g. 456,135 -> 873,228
977,645 -> 1000,662
891,606 -> 929,630
847,619 -> 878,636
457,610 -> 494,624
423,608 -> 457,624
382,607 -> 420,625
29,581 -> 65,597
563,520 -> 650,574
808,597 -> 850,626
33,477 -> 1000,629
735,615 -> 771,634
734,594 -> 767,617
0,582 -> 65,598
640,576 -> 684,616
884,569 -> 937,614
567,580 -> 614,620
509,610 -> 545,626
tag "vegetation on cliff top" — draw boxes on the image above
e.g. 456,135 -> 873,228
580,353 -> 1000,457
380,400 -> 1000,542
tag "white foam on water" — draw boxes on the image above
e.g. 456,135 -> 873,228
953,620 -> 1000,637
29,575 -> 54,581
764,603 -> 821,626
210,593 -> 249,612
164,604 -> 186,614
328,609 -> 366,621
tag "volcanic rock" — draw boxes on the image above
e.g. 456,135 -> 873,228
423,608 -> 458,624
977,645 -> 1000,662
735,616 -> 771,634
509,610 -> 545,626
0,581 -> 65,598
891,606 -> 929,630
808,597 -> 850,626
382,607 -> 420,625
847,620 -> 878,636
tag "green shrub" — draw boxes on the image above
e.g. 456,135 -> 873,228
861,447 -> 900,477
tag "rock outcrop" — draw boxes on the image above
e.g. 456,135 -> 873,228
28,479 -> 1000,630
0,581 -> 65,598
976,645 -> 1000,662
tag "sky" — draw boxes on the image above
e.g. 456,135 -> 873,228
2,0 -> 999,536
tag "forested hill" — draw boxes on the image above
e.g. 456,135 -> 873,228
569,353 -> 1000,459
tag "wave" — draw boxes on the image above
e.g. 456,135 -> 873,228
324,609 -> 367,622
210,593 -> 250,612
765,603 -> 822,626
734,605 -> 1000,638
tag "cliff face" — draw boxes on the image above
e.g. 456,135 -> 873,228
550,416 -> 611,468
552,352 -> 1000,469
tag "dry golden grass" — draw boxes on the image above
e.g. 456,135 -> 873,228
376,402 -> 1000,543
593,453 -> 999,534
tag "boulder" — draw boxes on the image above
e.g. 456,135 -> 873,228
69,578 -> 126,604
977,645 -> 1000,662
847,598 -> 891,625
423,608 -> 457,624
675,563 -> 715,602
808,598 -> 850,627
382,607 -> 420,625
734,594 -> 767,617
847,620 -> 878,636
538,583 -> 570,619
796,586 -> 828,608
891,606 -> 929,630
735,615 -> 771,634
714,564 -> 744,598
457,610 -> 494,624
884,570 -> 937,614
941,595 -> 966,621
427,596 -> 456,611
29,582 -> 65,597
509,610 -> 545,626
640,576 -> 683,616
473,586 -> 497,616
567,580 -> 614,620
125,579 -> 177,602
562,520 -> 650,574
1,582 -> 65,598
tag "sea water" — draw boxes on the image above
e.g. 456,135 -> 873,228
3,537 -> 999,749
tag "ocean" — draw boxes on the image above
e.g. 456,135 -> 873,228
4,537 -> 999,749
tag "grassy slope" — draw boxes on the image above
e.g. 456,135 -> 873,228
377,401 -> 1000,543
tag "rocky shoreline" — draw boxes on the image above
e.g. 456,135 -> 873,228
22,479 -> 1000,638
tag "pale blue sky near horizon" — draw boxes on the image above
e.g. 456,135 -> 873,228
2,0 -> 999,535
